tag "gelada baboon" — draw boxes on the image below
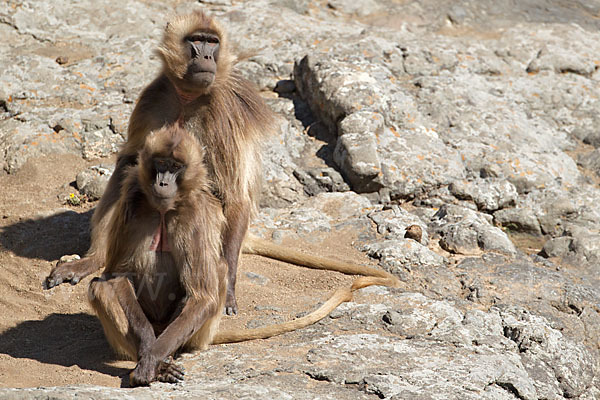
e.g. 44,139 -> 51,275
89,124 -> 400,386
46,10 -> 272,315
44,10 -> 400,316
88,125 -> 227,385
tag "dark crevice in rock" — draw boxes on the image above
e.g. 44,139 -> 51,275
495,381 -> 528,400
304,370 -> 334,382
0,16 -> 52,43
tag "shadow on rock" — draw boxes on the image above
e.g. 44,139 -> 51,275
0,312 -> 130,385
0,209 -> 93,261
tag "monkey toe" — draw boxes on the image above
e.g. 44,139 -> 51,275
44,272 -> 71,289
43,277 -> 59,290
44,258 -> 96,289
224,295 -> 238,315
157,358 -> 185,384
224,305 -> 237,316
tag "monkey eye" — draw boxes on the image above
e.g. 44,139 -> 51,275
187,34 -> 219,45
155,159 -> 167,168
169,162 -> 183,173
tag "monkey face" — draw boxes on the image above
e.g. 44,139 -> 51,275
150,157 -> 186,211
184,32 -> 220,89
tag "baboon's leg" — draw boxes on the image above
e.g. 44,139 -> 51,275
88,275 -> 156,360
130,296 -> 219,386
223,203 -> 250,316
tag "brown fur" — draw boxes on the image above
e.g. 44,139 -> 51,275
88,124 -> 401,384
45,11 -> 402,338
88,126 -> 227,386
45,11 -> 273,316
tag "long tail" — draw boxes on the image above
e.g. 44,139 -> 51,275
212,235 -> 400,344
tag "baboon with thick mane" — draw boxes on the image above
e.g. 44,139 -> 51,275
46,10 -> 402,326
46,10 -> 273,315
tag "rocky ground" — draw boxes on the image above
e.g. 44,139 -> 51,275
1,0 -> 600,398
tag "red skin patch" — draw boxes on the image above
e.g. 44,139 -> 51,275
149,212 -> 171,252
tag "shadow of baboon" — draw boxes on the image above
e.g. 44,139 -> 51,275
0,209 -> 93,261
0,313 -> 131,386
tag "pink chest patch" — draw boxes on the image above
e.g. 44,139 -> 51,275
149,213 -> 171,252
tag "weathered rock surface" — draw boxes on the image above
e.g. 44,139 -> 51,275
75,164 -> 114,201
2,0 -> 600,398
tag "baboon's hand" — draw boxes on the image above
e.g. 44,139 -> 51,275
130,356 -> 184,386
44,256 -> 91,289
156,357 -> 185,383
129,357 -> 157,387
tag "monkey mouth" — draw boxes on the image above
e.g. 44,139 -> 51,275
190,61 -> 216,74
190,71 -> 215,87
184,64 -> 216,88
151,187 -> 177,203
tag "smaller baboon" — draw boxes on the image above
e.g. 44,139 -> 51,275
86,123 -> 402,385
88,125 -> 227,386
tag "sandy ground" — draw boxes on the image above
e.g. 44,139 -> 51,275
0,154 -> 368,388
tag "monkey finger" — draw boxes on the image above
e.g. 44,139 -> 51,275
44,277 -> 63,289
171,365 -> 185,380
157,369 -> 184,384
224,306 -> 237,316
162,371 -> 183,383
157,358 -> 185,383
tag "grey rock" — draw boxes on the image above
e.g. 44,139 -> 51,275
333,111 -> 384,192
582,129 -> 600,148
535,194 -> 578,236
449,179 -> 517,212
577,148 -> 600,174
294,54 -> 466,198
368,205 -> 429,245
81,127 -> 123,160
199,0 -> 232,5
363,239 -> 446,275
431,205 -> 517,255
303,293 -> 593,400
260,114 -> 307,208
493,207 -> 542,236
0,119 -> 81,173
540,236 -> 574,258
255,191 -> 374,242
447,5 -> 468,25
75,164 -> 114,200
500,306 -> 597,398
272,0 -> 310,15
293,167 -> 350,196
245,272 -> 270,286
333,131 -> 382,193
526,38 -> 598,76
327,0 -> 383,17
570,232 -> 600,264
